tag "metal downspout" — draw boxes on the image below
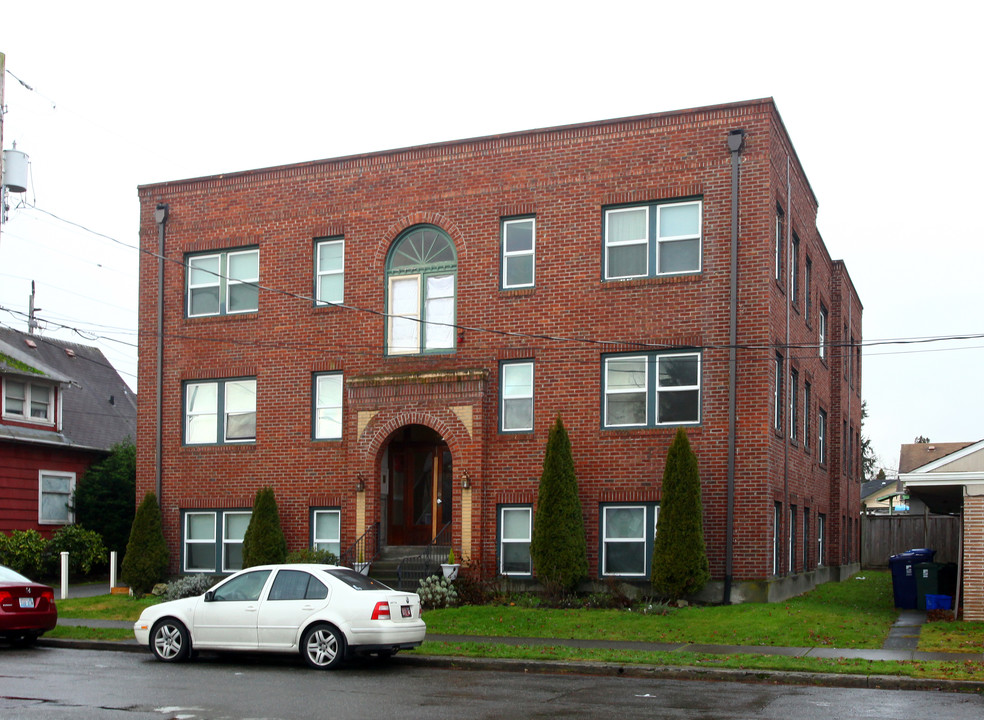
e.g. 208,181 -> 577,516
724,129 -> 745,604
154,203 -> 169,502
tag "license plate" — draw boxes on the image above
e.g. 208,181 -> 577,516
19,597 -> 35,609
401,605 -> 411,618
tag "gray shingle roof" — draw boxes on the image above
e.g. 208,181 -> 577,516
0,325 -> 136,452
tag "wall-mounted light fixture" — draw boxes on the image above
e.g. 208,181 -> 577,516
356,473 -> 366,493
461,470 -> 471,490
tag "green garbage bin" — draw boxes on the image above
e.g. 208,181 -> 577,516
915,562 -> 941,610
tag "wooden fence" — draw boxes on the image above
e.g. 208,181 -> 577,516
861,513 -> 960,568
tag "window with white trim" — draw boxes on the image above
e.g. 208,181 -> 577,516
313,373 -> 343,440
39,471 -> 75,525
818,408 -> 828,464
498,506 -> 532,575
773,502 -> 782,575
603,352 -> 701,428
3,379 -> 54,424
312,508 -> 341,557
183,509 -> 252,573
500,361 -> 533,432
601,503 -> 659,577
222,511 -> 252,572
386,226 -> 456,355
186,248 -> 259,317
604,200 -> 702,280
315,237 -> 344,304
803,382 -> 812,450
501,217 -> 535,289
775,205 -> 784,281
790,368 -> 799,441
817,513 -> 826,566
788,504 -> 797,573
819,305 -> 828,360
184,378 -> 256,445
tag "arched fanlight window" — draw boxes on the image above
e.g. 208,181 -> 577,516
386,226 -> 457,355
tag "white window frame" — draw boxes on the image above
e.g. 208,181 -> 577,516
184,378 -> 257,445
604,206 -> 649,280
601,505 -> 645,577
38,470 -> 75,525
315,237 -> 345,305
818,408 -> 828,464
818,306 -> 828,360
788,505 -> 797,574
774,354 -> 783,432
184,511 -> 217,572
499,506 -> 532,576
603,352 -> 701,429
387,274 -> 421,355
312,509 -> 341,557
655,200 -> 702,276
3,379 -> 55,425
604,200 -> 703,281
789,368 -> 799,441
500,361 -> 534,433
314,373 -> 343,440
186,248 -> 259,318
817,513 -> 826,567
775,206 -> 784,281
222,511 -> 252,573
501,218 -> 535,289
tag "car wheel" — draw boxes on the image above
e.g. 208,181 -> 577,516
151,619 -> 190,662
302,624 -> 344,670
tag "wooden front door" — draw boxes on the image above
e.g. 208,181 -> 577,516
387,441 -> 452,545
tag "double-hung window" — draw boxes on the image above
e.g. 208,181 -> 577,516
501,218 -> 535,289
775,206 -> 784,281
789,369 -> 799,441
184,378 -> 257,445
818,408 -> 828,464
601,503 -> 659,577
803,382 -> 811,449
187,248 -> 259,317
183,509 -> 251,573
315,237 -> 344,304
386,226 -> 457,355
39,471 -> 75,524
604,200 -> 702,280
818,305 -> 828,360
603,352 -> 701,428
817,513 -> 826,566
313,373 -> 343,440
774,353 -> 783,432
3,379 -> 54,423
498,506 -> 532,575
500,361 -> 534,432
312,509 -> 341,557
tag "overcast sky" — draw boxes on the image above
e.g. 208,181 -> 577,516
1,1 -> 981,473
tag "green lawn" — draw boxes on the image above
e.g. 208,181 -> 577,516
49,571 -> 984,682
423,572 -> 897,649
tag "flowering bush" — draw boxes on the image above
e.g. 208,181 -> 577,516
417,574 -> 458,609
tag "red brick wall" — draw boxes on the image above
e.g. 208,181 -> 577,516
963,495 -> 983,620
135,99 -> 863,584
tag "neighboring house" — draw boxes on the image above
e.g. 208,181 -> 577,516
0,325 -> 137,536
135,98 -> 863,602
861,477 -> 927,515
901,440 -> 984,620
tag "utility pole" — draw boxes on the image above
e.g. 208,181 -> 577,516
28,280 -> 41,334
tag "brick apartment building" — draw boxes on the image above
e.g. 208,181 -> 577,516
136,97 -> 863,602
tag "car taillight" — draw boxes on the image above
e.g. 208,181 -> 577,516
40,589 -> 55,606
0,590 -> 10,608
371,601 -> 391,620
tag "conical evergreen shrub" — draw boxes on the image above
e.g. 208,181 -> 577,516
651,428 -> 709,600
241,487 -> 287,567
120,492 -> 169,595
530,416 -> 587,595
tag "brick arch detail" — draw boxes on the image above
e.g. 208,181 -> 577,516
358,407 -> 469,469
374,212 -> 467,265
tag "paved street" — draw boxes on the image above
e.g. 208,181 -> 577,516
3,645 -> 983,720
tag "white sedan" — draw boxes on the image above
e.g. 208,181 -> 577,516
134,564 -> 425,669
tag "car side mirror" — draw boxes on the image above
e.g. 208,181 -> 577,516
204,590 -> 214,602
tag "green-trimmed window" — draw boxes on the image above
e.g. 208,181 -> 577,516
600,503 -> 659,577
604,200 -> 701,280
186,248 -> 259,317
501,217 -> 535,289
313,373 -> 342,440
184,378 -> 256,445
182,509 -> 252,573
315,237 -> 344,304
386,226 -> 457,355
311,508 -> 341,557
603,352 -> 701,428
498,505 -> 532,576
500,360 -> 534,433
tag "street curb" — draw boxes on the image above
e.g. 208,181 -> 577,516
37,638 -> 984,693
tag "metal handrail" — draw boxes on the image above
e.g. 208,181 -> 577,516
396,522 -> 454,590
340,521 -> 380,567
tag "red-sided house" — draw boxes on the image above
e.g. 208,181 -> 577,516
0,326 -> 137,536
136,98 -> 863,602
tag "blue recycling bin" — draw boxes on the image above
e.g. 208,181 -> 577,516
889,548 -> 936,609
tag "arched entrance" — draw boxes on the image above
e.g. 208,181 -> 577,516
384,424 -> 452,546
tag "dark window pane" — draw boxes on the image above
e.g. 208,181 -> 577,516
658,389 -> 699,423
